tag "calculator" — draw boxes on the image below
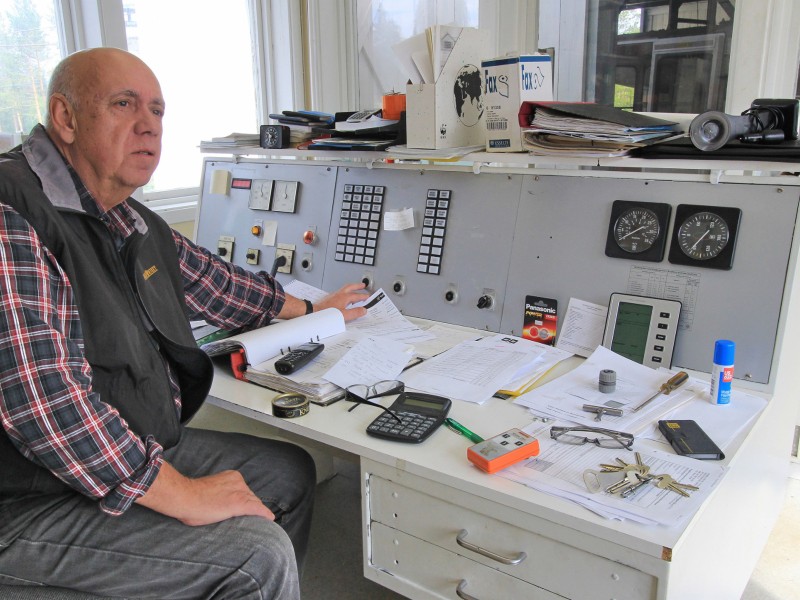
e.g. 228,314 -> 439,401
366,392 -> 451,443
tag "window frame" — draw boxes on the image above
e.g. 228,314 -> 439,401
55,0 -> 305,216
49,0 -> 800,217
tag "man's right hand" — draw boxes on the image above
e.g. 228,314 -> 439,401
135,461 -> 274,526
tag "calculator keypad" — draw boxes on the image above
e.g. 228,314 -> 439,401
367,410 -> 439,442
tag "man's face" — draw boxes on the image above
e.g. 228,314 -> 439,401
66,52 -> 165,208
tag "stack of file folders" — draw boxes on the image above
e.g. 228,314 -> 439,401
268,110 -> 335,145
518,102 -> 682,157
307,111 -> 404,151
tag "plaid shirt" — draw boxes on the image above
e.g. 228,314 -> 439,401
0,185 -> 284,515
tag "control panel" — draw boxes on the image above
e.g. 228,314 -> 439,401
195,157 -> 799,387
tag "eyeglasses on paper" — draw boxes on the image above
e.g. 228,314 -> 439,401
549,426 -> 635,450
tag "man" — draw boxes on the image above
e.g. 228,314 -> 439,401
0,47 -> 367,598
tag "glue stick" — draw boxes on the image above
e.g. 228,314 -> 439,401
709,339 -> 735,405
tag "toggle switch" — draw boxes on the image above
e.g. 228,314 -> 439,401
246,248 -> 260,265
477,290 -> 496,311
217,235 -> 234,262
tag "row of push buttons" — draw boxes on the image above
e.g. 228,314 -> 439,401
334,184 -> 386,265
417,189 -> 451,275
650,311 -> 673,363
367,411 -> 439,440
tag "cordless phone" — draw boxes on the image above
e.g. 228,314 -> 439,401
274,343 -> 324,375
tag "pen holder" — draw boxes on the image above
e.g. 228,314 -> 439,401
382,93 -> 406,121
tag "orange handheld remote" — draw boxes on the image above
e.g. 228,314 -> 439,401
467,428 -> 540,474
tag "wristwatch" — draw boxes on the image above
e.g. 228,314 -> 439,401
303,299 -> 314,315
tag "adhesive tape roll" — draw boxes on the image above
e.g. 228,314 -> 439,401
381,93 -> 406,121
272,393 -> 310,419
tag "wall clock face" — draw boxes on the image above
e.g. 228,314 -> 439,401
668,204 -> 742,270
605,200 -> 671,262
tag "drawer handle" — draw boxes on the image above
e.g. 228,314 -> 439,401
456,579 -> 480,600
455,529 -> 527,565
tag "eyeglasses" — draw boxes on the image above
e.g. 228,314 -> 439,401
549,426 -> 634,450
345,379 -> 404,423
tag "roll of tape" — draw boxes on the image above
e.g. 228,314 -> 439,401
272,393 -> 310,419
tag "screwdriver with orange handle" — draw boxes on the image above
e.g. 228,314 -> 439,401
631,371 -> 689,413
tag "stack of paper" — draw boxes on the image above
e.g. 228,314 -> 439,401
400,334 -> 570,405
513,345 -> 699,434
520,103 -> 681,157
199,132 -> 260,149
500,421 -> 727,526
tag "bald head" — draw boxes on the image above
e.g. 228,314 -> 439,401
46,48 -> 158,130
45,48 -> 166,209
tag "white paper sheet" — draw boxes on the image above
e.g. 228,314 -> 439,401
513,345 -> 699,433
401,334 -> 549,404
323,336 -> 413,390
500,425 -> 727,525
555,297 -> 608,357
349,289 -> 434,344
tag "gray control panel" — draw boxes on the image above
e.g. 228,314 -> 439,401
195,157 -> 799,386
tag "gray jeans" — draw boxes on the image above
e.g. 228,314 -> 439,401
0,427 -> 316,599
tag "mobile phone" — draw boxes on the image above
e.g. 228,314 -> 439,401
274,342 -> 324,375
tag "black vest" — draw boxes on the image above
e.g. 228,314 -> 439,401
0,127 -> 212,498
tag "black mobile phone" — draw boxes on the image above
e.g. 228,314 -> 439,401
274,342 -> 324,375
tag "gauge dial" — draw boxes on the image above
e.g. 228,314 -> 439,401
613,208 -> 660,254
668,204 -> 741,270
676,211 -> 729,260
605,200 -> 671,262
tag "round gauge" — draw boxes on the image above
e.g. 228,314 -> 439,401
613,208 -> 661,254
676,211 -> 730,260
605,200 -> 671,263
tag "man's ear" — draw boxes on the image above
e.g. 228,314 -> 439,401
48,93 -> 77,144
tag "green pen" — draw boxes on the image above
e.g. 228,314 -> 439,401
444,417 -> 484,444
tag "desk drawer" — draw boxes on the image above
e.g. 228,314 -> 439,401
367,473 -> 655,600
371,522 -> 562,599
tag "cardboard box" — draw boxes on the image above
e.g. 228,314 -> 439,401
405,27 -> 489,149
482,54 -> 553,152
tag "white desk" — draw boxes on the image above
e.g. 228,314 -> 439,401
207,357 -> 788,600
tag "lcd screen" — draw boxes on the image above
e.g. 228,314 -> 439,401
610,301 -> 653,364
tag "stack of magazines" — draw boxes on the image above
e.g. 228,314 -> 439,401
519,102 -> 682,157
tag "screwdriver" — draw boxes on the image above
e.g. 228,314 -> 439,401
631,371 -> 689,413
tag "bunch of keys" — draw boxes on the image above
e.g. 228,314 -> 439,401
583,453 -> 700,498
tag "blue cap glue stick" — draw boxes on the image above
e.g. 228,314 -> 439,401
710,339 -> 735,405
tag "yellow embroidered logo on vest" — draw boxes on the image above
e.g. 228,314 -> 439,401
142,265 -> 159,280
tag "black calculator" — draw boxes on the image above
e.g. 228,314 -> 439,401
366,392 -> 451,443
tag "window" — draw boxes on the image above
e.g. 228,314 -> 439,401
122,0 -> 259,194
0,0 -> 62,150
588,0 -> 733,112
356,0 -> 479,110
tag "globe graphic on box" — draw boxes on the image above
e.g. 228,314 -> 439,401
453,64 -> 483,127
